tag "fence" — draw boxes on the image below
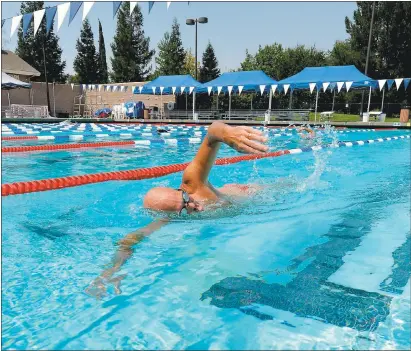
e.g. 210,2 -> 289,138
1,82 -> 174,118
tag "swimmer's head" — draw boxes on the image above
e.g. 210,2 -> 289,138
143,187 -> 204,215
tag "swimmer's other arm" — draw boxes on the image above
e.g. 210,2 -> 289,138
85,218 -> 169,299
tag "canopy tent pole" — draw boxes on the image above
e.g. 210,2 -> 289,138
314,89 -> 319,122
332,89 -> 336,111
228,93 -> 232,120
8,91 -> 11,107
289,89 -> 293,110
192,91 -> 196,120
381,87 -> 385,112
185,93 -> 188,118
216,94 -> 219,112
251,94 -> 253,110
367,86 -> 372,113
268,89 -> 272,110
160,92 -> 163,119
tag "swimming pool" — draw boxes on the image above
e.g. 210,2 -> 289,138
2,123 -> 410,350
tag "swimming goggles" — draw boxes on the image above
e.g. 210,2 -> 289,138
177,188 -> 191,215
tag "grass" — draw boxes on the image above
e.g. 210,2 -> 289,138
254,113 -> 400,123
308,113 -> 400,122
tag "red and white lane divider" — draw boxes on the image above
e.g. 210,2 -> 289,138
2,134 -> 409,197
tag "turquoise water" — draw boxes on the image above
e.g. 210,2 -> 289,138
1,126 -> 410,350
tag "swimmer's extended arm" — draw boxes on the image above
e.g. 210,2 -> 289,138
182,122 -> 268,187
86,218 -> 169,299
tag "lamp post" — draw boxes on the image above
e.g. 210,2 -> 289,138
186,17 -> 208,80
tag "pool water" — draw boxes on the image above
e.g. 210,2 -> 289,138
1,124 -> 410,350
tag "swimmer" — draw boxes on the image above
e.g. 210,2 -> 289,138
290,124 -> 316,139
86,122 -> 268,298
157,127 -> 169,134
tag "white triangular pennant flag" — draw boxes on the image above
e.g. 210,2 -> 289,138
271,85 -> 277,94
33,9 -> 45,36
172,87 -> 176,94
217,86 -> 222,95
259,85 -> 266,95
113,86 -> 118,92
322,82 -> 330,92
160,86 -> 164,94
180,86 -> 186,94
131,86 -> 135,93
82,84 -> 86,90
345,81 -> 353,92
130,1 -> 138,14
98,84 -> 102,91
395,78 -> 403,90
152,87 -> 156,94
10,15 -> 23,38
120,86 -> 125,92
189,86 -> 194,95
283,84 -> 290,95
227,86 -> 233,95
71,83 -> 74,90
138,86 -> 143,93
167,2 -> 171,10
207,86 -> 212,95
309,83 -> 316,94
82,2 -> 94,21
57,2 -> 70,32
378,79 -> 386,91
238,86 -> 244,95
337,82 -> 344,93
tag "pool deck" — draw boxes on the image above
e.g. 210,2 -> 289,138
1,117 -> 410,129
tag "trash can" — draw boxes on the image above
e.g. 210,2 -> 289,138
362,112 -> 369,122
378,113 -> 386,122
143,109 -> 149,120
400,108 -> 409,123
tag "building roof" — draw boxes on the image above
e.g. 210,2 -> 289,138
1,50 -> 41,77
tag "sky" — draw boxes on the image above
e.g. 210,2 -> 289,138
1,1 -> 357,75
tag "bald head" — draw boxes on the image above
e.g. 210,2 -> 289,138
143,187 -> 204,214
143,187 -> 182,212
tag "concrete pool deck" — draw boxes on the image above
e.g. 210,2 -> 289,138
1,117 -> 410,129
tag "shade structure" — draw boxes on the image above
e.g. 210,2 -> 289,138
278,65 -> 377,121
196,70 -> 278,95
278,65 -> 377,92
1,71 -> 32,90
133,75 -> 201,95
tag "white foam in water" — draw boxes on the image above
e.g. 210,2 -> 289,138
327,202 -> 410,295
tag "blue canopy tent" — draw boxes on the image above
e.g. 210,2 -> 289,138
196,71 -> 278,119
278,65 -> 377,120
133,75 -> 201,119
1,71 -> 32,106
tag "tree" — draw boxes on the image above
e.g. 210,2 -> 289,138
73,19 -> 99,83
155,18 -> 186,76
199,42 -> 220,83
110,2 -> 155,82
97,20 -> 108,83
345,1 -> 411,104
15,1 -> 67,83
327,40 -> 361,66
183,49 -> 200,77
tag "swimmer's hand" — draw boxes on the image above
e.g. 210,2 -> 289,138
210,123 -> 268,154
85,274 -> 126,299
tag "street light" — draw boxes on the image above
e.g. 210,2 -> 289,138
186,17 -> 208,80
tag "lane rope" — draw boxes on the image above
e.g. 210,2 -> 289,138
2,135 -> 409,197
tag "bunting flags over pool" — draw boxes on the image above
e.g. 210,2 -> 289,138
3,1 -> 197,40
